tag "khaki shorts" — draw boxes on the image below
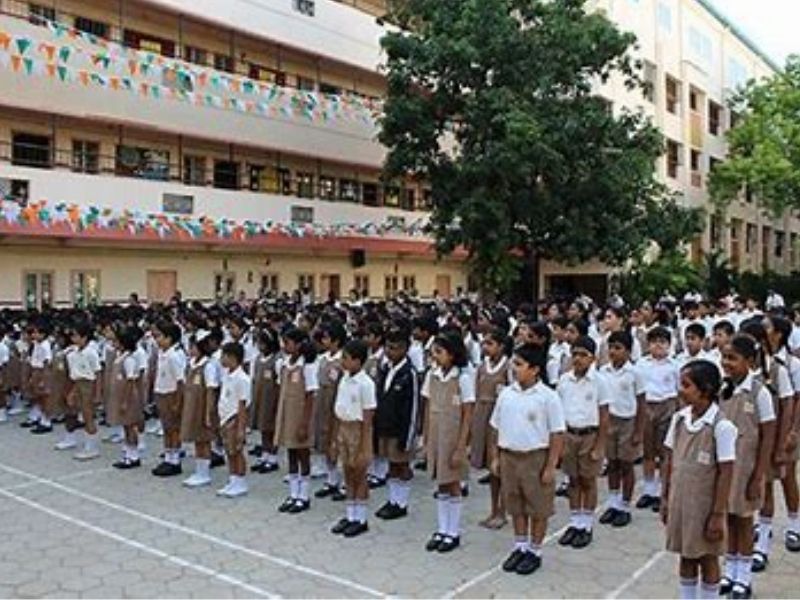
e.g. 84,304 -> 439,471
338,421 -> 371,471
222,419 -> 245,457
643,399 -> 676,460
155,391 -> 183,432
562,431 -> 603,479
378,436 -> 413,464
606,415 -> 638,463
500,449 -> 554,519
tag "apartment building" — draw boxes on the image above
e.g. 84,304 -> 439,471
0,0 -> 792,307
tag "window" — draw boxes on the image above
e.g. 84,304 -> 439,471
29,4 -> 55,26
362,182 -> 379,207
298,274 -> 315,295
246,164 -> 264,192
688,26 -> 712,65
293,0 -> 315,16
643,61 -> 657,103
709,156 -> 723,176
297,172 -> 314,198
116,146 -> 170,180
71,270 -> 100,308
249,64 -> 276,82
71,140 -> 99,174
689,89 -> 698,112
402,189 -> 416,211
0,178 -> 30,204
162,193 -> 194,215
184,46 -> 208,66
690,150 -> 702,187
23,271 -> 53,310
710,215 -> 722,250
214,272 -> 236,302
384,186 -> 401,207
340,179 -> 360,202
422,189 -> 433,210
384,275 -> 399,298
354,275 -> 369,297
213,160 -> 240,190
74,16 -> 108,38
320,82 -> 343,96
183,155 -> 206,186
776,231 -> 785,258
291,205 -> 314,225
319,176 -> 336,200
746,224 -> 757,253
123,30 -> 175,57
708,101 -> 723,136
260,273 -> 279,295
728,58 -> 749,90
666,140 -> 681,179
297,76 -> 316,91
214,54 -> 233,73
665,75 -> 680,115
402,275 -> 416,292
12,133 -> 51,169
657,2 -> 672,32
278,168 -> 293,195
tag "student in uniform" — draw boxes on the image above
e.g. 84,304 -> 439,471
100,322 -> 123,444
708,320 -> 735,369
151,321 -> 187,477
472,327 -> 511,529
364,322 -> 389,488
27,321 -> 54,434
250,328 -> 281,474
0,323 -> 10,422
410,315 -> 438,471
330,339 -> 377,538
49,328 -> 71,426
557,336 -> 610,549
599,331 -> 645,528
675,323 -> 710,370
180,331 -> 220,487
661,360 -> 736,600
492,343 -> 566,576
111,326 -> 144,469
718,335 -> 777,599
59,322 -> 102,460
636,326 -> 680,512
422,332 -> 475,553
216,342 -> 252,498
275,327 -> 319,514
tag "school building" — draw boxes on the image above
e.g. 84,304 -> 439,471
0,0 -> 794,308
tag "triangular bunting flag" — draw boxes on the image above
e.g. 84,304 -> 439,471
58,46 -> 70,63
57,65 -> 68,81
16,37 -> 32,55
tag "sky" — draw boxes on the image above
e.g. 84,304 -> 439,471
708,0 -> 800,66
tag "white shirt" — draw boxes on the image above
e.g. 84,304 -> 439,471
421,365 -> 476,404
637,356 -> 679,402
334,369 -> 377,422
133,346 -> 149,376
766,293 -> 785,310
384,357 -> 410,393
775,348 -> 800,393
29,339 -> 53,369
121,353 -> 139,381
490,381 -> 566,451
218,366 -> 252,424
154,345 -> 187,394
0,341 -> 9,367
278,356 -> 319,392
789,326 -> 800,354
600,361 -> 645,418
765,356 -> 794,401
189,356 -> 221,389
547,342 -> 570,384
665,403 -> 738,462
733,372 -> 776,424
67,344 -> 102,381
675,349 -> 712,371
557,368 -> 610,428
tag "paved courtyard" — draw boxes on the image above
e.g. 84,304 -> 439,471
0,421 -> 798,599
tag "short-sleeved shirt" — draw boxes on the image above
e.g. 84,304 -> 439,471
0,341 -> 9,367
334,369 -> 377,422
154,345 -> 187,394
600,361 -> 645,418
218,366 -> 252,424
735,373 -> 776,423
277,356 -> 319,392
664,403 -> 737,462
490,381 -> 566,451
637,356 -> 679,402
122,353 -> 139,380
30,340 -> 53,369
557,368 -> 610,428
775,349 -> 800,394
422,366 -> 476,404
67,344 -> 102,381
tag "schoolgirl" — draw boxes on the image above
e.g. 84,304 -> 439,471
110,326 -> 145,469
250,328 -> 281,474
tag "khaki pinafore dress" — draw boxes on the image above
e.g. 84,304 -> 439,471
666,410 -> 727,558
274,359 -> 312,450
49,349 -> 69,417
470,359 -> 508,469
427,370 -> 464,485
109,353 -> 143,427
181,359 -> 214,443
314,353 -> 342,455
251,354 -> 279,438
720,382 -> 762,517
101,344 -> 116,410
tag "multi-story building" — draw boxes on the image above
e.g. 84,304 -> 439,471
0,0 -> 792,308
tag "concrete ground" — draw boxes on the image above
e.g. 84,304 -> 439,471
0,419 -> 798,599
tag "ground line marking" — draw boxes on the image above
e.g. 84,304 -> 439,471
604,549 -> 667,599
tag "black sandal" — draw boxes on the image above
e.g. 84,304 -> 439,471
786,530 -> 800,552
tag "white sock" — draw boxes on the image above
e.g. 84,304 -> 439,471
698,582 -> 718,599
195,458 -> 210,478
327,465 -> 340,487
447,496 -> 463,537
167,450 -> 181,465
85,433 -> 98,449
397,481 -> 411,509
29,405 -> 42,420
299,476 -> 310,501
679,577 -> 698,599
436,494 -> 451,535
570,510 -> 580,529
376,457 -> 389,479
644,477 -> 656,496
620,497 -> 631,513
738,555 -> 753,586
787,512 -> 799,534
289,473 -> 300,499
346,501 -> 355,521
756,516 -> 773,555
530,543 -> 542,557
126,444 -> 140,461
607,489 -> 621,510
266,452 -> 278,465
387,478 -> 398,504
582,510 -> 594,532
39,415 -> 52,427
653,478 -> 662,497
724,554 -> 737,581
357,502 -> 367,524
61,431 -> 76,445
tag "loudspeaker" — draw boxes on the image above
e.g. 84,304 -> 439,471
351,249 -> 366,268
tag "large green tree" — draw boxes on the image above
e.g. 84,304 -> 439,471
710,56 -> 800,215
379,0 -> 702,298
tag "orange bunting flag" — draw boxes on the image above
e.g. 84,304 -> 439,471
10,55 -> 21,72
140,82 -> 149,96
42,43 -> 56,61
46,63 -> 56,78
0,31 -> 10,50
110,76 -> 120,90
197,72 -> 208,87
78,70 -> 89,85
128,60 -> 137,75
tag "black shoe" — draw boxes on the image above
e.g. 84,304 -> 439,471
19,418 -> 38,428
502,548 -> 526,572
210,453 -> 225,468
343,521 -> 369,538
331,518 -> 351,535
248,444 -> 263,457
113,458 -> 141,470
461,484 -> 469,497
599,508 -> 619,525
425,533 -> 444,551
719,577 -> 733,596
287,499 -> 310,514
751,551 -> 768,572
478,473 -> 492,485
252,461 -> 279,474
558,526 -> 578,546
368,476 -> 387,489
635,494 -> 655,509
151,462 -> 182,477
650,497 -> 661,513
278,497 -> 295,513
375,501 -> 394,519
383,504 -> 408,520
414,459 -> 427,472
437,535 -> 460,553
515,552 -> 542,576
786,530 -> 800,552
30,423 -> 53,434
52,414 -> 66,424
571,529 -> 592,549
331,489 -> 347,502
730,583 -> 752,599
315,484 -> 337,499
556,481 -> 569,498
611,511 -> 632,528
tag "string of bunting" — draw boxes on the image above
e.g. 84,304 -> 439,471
0,200 -> 430,241
0,26 -> 381,125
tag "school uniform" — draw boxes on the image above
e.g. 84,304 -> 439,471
153,344 -> 187,433
470,356 -> 509,470
547,341 -> 571,383
557,368 -> 610,480
664,403 -> 737,558
251,353 -> 279,442
490,381 -> 566,518
334,369 -> 377,470
315,350 -> 343,457
49,346 -> 70,418
180,356 -> 220,443
29,339 -> 53,404
66,344 -> 101,423
600,361 -> 645,463
218,366 -> 252,457
364,348 -> 386,382
776,348 -> 800,463
101,339 -> 117,412
637,356 -> 679,460
375,357 -> 419,464
0,340 -> 9,412
720,373 -> 775,517
17,339 -> 31,400
274,356 -> 319,449
108,352 -> 143,427
761,356 -> 794,482
674,349 -> 712,371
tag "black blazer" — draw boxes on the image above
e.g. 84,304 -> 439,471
374,358 -> 419,451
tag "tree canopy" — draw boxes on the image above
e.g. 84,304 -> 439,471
379,0 -> 702,295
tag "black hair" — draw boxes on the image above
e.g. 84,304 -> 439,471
385,326 -> 411,348
646,326 -> 672,343
527,320 -> 552,348
608,330 -> 633,353
221,341 -> 244,365
766,315 -> 792,352
116,326 -> 139,353
412,316 -> 439,337
365,321 -> 385,343
281,326 -> 318,364
72,321 -> 93,341
155,320 -> 181,347
713,320 -> 735,337
685,323 -> 707,340
513,343 -> 549,385
551,316 -> 569,330
343,338 -> 368,364
321,320 -> 348,348
568,319 -> 589,336
256,327 -> 281,355
432,331 -> 468,369
680,360 -> 722,403
728,333 -> 759,361
483,326 -> 513,357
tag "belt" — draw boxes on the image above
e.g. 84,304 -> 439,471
567,426 -> 598,436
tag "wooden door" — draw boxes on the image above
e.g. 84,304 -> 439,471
147,270 -> 177,304
435,275 -> 451,299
